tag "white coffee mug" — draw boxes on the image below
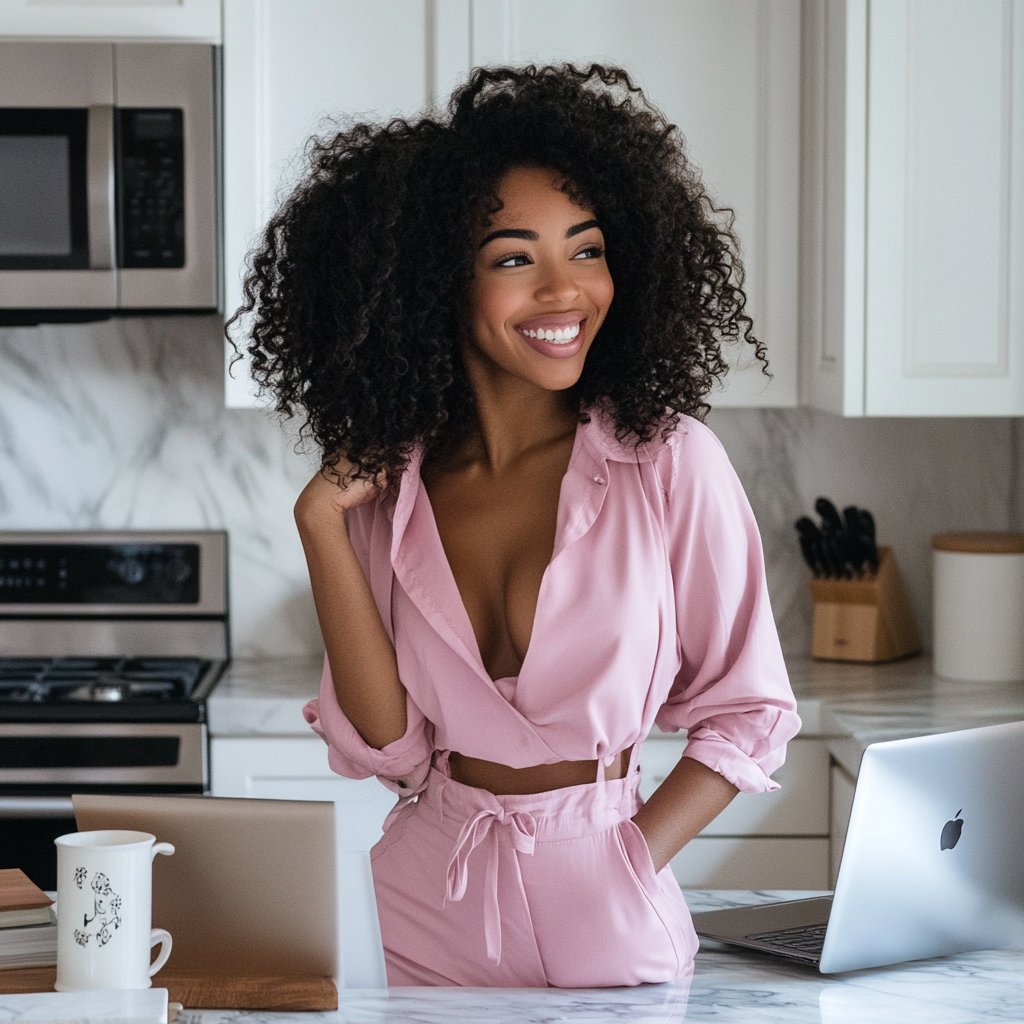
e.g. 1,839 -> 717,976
54,830 -> 174,991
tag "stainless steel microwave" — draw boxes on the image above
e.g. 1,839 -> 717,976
0,42 -> 218,323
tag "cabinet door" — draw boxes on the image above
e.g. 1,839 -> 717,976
210,735 -> 395,847
672,837 -> 830,889
223,0 -> 430,406
801,0 -> 1024,416
0,0 -> 220,41
864,0 -> 1024,415
469,0 -> 800,408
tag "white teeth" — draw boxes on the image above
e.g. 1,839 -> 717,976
521,323 -> 581,344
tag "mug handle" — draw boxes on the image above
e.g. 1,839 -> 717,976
149,928 -> 173,978
151,842 -> 175,862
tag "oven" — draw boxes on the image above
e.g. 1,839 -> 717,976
0,530 -> 228,888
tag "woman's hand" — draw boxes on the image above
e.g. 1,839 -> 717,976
294,457 -> 383,531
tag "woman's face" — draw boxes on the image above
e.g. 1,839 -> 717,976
466,165 -> 613,395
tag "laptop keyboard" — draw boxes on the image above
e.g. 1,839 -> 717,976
746,923 -> 828,957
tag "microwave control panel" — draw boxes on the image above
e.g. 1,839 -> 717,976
116,108 -> 185,269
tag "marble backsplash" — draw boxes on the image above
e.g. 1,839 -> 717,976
0,314 -> 1019,658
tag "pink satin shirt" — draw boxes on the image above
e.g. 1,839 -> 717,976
304,410 -> 800,797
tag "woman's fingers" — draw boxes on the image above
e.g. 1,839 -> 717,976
294,458 -> 384,527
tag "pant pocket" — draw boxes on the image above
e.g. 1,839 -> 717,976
520,823 -> 684,987
616,817 -> 659,892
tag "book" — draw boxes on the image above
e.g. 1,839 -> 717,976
0,918 -> 57,969
0,869 -> 53,929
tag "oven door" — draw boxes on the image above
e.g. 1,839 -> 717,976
0,43 -> 117,311
0,722 -> 206,890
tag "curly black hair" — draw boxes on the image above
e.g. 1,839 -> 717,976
231,63 -> 765,479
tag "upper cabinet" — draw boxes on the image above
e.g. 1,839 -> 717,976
0,0 -> 221,42
223,0 -> 801,409
801,0 -> 1024,416
222,0 -> 431,407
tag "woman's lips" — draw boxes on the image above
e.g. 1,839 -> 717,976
515,315 -> 587,358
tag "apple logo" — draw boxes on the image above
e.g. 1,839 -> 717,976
940,809 -> 964,851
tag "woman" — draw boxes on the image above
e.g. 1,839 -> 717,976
236,64 -> 800,987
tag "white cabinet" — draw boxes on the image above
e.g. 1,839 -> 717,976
222,0 -> 430,407
641,736 -> 831,889
0,0 -> 221,42
223,0 -> 801,409
210,735 -> 396,852
213,733 -> 832,890
829,760 -> 856,887
801,0 -> 1024,416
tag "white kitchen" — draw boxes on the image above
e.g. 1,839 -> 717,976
0,2 -> 1023,1021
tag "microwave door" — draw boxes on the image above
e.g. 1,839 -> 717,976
0,106 -> 116,311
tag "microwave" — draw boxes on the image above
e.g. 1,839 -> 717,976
0,42 -> 218,324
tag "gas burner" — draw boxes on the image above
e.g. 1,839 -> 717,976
0,656 -> 214,717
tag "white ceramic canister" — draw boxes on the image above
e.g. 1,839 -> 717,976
932,532 -> 1024,682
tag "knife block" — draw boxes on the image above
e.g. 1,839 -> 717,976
808,546 -> 921,662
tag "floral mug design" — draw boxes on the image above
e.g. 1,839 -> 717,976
71,868 -> 123,948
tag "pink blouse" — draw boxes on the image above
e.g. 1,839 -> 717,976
304,410 -> 800,798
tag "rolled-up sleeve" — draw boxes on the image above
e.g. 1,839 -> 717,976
654,422 -> 800,794
304,655 -> 435,796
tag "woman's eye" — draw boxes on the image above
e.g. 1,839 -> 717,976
572,244 -> 605,260
496,252 -> 531,268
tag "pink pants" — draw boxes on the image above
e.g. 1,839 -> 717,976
370,745 -> 698,987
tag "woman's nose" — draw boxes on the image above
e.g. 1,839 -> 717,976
534,259 -> 581,303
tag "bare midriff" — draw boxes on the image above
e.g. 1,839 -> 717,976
447,746 -> 631,796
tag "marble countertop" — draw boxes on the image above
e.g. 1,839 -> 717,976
207,655 -> 1024,778
4,893 -> 1004,1024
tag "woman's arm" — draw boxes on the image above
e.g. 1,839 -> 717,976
631,756 -> 738,873
294,467 -> 408,749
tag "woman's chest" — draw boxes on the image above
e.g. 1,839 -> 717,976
424,449 -> 567,679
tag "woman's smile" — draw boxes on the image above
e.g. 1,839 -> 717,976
466,165 -> 614,392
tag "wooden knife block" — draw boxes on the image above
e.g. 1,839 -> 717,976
808,546 -> 921,663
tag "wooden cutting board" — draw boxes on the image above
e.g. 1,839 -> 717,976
0,966 -> 337,1010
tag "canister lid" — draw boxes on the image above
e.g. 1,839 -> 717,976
932,531 -> 1024,554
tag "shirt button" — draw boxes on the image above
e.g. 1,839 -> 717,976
593,475 -> 605,485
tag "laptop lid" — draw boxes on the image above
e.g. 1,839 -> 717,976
692,720 -> 1024,973
820,719 -> 1024,972
72,794 -> 337,979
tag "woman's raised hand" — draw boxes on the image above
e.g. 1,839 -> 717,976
294,457 -> 384,529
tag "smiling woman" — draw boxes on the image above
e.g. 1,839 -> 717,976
231,65 -> 799,989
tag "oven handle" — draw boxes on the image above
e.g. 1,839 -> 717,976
0,796 -> 75,818
87,104 -> 116,270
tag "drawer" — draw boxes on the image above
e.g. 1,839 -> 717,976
671,837 -> 831,889
639,737 -> 830,836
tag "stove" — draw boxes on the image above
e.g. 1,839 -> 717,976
0,530 -> 228,888
0,656 -> 218,719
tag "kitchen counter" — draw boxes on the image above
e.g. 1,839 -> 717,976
209,655 -> 1024,779
4,893 -> 1019,1023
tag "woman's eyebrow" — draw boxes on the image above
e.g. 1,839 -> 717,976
478,219 -> 602,249
478,228 -> 537,248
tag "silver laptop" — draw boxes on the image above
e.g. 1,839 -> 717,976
691,720 -> 1024,973
73,794 -> 339,979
